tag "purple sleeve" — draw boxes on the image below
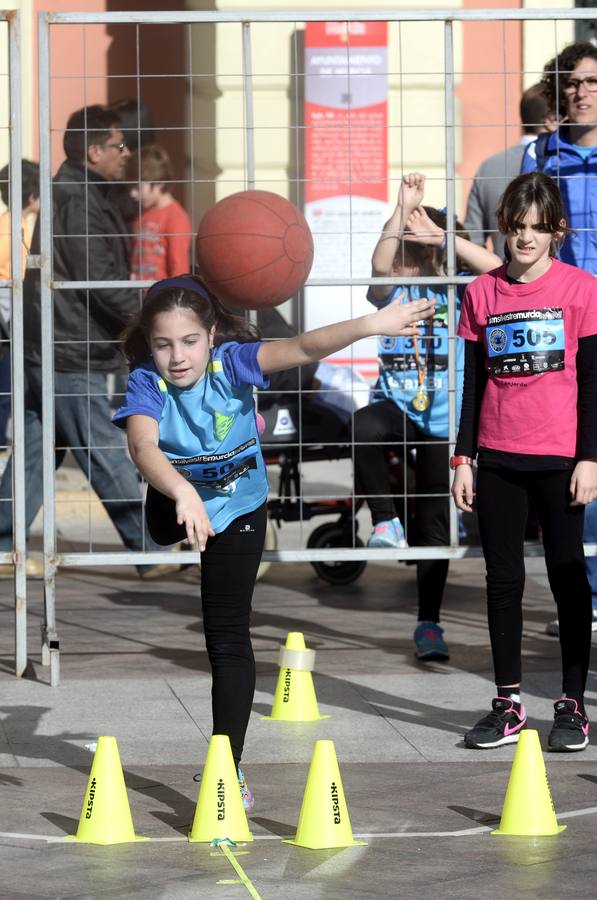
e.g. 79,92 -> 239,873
366,286 -> 390,309
219,341 -> 270,389
112,366 -> 165,429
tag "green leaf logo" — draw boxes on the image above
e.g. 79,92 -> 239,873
214,411 -> 234,441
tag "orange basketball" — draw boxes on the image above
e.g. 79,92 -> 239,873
195,190 -> 314,309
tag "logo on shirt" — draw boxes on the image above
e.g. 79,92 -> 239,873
214,411 -> 235,441
488,327 -> 507,353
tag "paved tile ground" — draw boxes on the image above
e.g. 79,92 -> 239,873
1,544 -> 597,899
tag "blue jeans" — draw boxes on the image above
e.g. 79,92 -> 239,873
584,498 -> 597,612
0,365 -> 160,566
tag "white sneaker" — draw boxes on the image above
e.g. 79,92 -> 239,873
545,619 -> 559,637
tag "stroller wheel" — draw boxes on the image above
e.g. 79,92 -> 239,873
307,522 -> 367,585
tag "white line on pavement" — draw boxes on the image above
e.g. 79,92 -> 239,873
3,808 -> 597,846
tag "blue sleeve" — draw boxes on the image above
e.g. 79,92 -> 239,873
112,366 -> 165,429
219,341 -> 270,389
520,141 -> 538,174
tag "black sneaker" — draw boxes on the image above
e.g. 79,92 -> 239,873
548,698 -> 589,752
464,697 -> 527,749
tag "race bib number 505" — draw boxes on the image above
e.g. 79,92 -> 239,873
485,307 -> 565,377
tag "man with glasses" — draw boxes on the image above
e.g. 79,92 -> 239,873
0,104 -> 181,578
522,41 -> 597,272
522,43 -> 597,636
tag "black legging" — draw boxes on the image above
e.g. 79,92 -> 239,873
146,487 -> 267,767
476,466 -> 592,701
353,400 -> 450,622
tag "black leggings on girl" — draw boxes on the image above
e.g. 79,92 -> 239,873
475,466 -> 592,703
146,487 -> 267,767
353,399 -> 450,622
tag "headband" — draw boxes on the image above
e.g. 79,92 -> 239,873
145,275 -> 212,303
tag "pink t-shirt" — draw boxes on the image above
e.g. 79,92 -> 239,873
458,259 -> 597,457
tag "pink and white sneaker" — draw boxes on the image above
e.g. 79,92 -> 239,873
464,697 -> 527,749
367,517 -> 408,549
548,698 -> 589,752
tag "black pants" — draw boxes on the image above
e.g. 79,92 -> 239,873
147,487 -> 267,767
476,466 -> 592,700
353,400 -> 450,622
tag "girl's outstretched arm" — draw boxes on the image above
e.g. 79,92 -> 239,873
126,414 -> 215,550
257,296 -> 435,374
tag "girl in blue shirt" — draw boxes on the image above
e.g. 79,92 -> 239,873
354,173 -> 500,661
114,273 -> 435,809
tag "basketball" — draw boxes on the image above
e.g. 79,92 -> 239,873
195,190 -> 314,309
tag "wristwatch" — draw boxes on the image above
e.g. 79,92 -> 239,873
449,455 -> 474,470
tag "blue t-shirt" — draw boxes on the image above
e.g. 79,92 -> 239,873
113,341 -> 270,534
369,284 -> 464,438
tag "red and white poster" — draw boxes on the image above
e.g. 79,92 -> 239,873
304,21 -> 388,383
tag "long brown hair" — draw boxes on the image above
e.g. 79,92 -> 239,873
121,275 -> 259,370
497,171 -> 568,259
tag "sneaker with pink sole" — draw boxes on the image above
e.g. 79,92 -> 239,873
367,517 -> 408,549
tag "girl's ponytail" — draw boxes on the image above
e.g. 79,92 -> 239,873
121,319 -> 151,372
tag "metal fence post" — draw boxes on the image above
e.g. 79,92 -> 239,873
7,10 -> 27,676
444,18 -> 459,548
38,12 -> 60,685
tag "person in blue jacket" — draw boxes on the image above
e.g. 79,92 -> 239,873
353,173 -> 500,661
113,273 -> 435,811
521,41 -> 597,635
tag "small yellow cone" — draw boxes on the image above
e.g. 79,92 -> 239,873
284,740 -> 366,849
492,729 -> 565,836
262,632 -> 330,722
66,736 -> 147,845
189,734 -> 253,843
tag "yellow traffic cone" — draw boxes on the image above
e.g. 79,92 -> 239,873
189,734 -> 253,843
66,736 -> 147,845
492,729 -> 565,836
262,632 -> 330,722
284,740 -> 366,849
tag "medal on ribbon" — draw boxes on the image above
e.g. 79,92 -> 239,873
412,317 -> 431,412
412,387 -> 431,412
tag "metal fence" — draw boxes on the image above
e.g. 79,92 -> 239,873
0,10 -> 26,677
6,6 -> 597,683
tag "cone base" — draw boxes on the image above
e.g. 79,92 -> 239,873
261,713 -> 331,722
491,824 -> 566,837
64,834 -> 149,845
189,832 -> 253,844
283,837 -> 367,850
